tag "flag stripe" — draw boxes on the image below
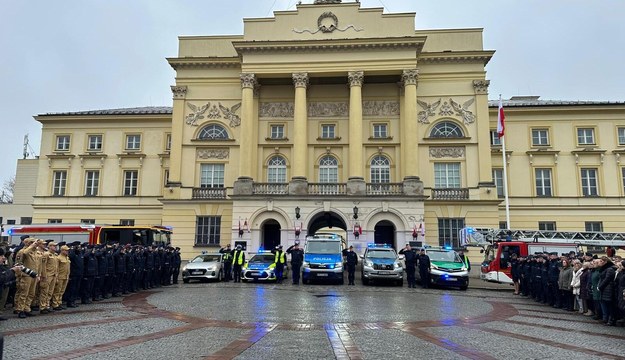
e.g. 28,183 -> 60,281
497,98 -> 506,138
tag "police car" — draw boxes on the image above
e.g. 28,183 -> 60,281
182,253 -> 224,283
416,247 -> 469,290
241,251 -> 287,282
361,244 -> 403,286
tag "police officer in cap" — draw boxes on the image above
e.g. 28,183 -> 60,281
342,245 -> 358,285
219,244 -> 233,282
271,245 -> 286,283
417,248 -> 431,288
399,243 -> 417,288
286,242 -> 304,285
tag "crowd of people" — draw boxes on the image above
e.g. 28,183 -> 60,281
0,235 -> 181,320
511,250 -> 625,327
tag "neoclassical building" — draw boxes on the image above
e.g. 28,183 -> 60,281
27,1 -> 625,261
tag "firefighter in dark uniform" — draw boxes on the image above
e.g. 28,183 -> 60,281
66,242 -> 84,308
547,252 -> 560,307
342,245 -> 358,285
219,244 -> 233,282
113,245 -> 126,296
231,245 -> 245,283
271,245 -> 286,283
286,242 -> 304,285
399,244 -> 417,288
521,256 -> 531,296
172,247 -> 181,284
93,245 -> 107,301
145,247 -> 155,289
540,253 -> 549,304
531,254 -> 542,301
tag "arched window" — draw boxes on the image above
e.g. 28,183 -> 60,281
429,121 -> 464,138
370,155 -> 390,183
319,156 -> 338,183
198,124 -> 229,140
267,156 -> 287,183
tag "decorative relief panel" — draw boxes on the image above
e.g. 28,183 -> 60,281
308,102 -> 348,117
197,149 -> 229,160
362,101 -> 400,116
417,99 -> 441,124
429,147 -> 465,158
427,98 -> 476,125
185,102 -> 241,127
449,98 -> 476,125
259,102 -> 294,118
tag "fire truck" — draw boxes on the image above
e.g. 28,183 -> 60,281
460,227 -> 625,285
6,224 -> 172,247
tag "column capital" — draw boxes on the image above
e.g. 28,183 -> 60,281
170,85 -> 187,99
401,69 -> 419,86
348,71 -> 364,87
472,79 -> 490,95
240,73 -> 257,89
253,83 -> 262,98
292,72 -> 309,88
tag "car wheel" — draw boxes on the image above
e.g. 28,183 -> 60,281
362,277 -> 369,286
218,270 -> 223,282
183,278 -> 189,284
303,278 -> 309,285
460,285 -> 468,291
396,280 -> 403,286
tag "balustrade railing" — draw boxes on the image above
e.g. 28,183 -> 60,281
192,187 -> 227,199
365,183 -> 403,195
253,183 -> 289,195
308,183 -> 346,195
431,188 -> 469,200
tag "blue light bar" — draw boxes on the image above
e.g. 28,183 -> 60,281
444,246 -> 452,250
367,243 -> 392,248
7,228 -> 13,235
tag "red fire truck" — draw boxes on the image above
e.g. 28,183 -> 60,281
6,224 -> 172,247
460,228 -> 625,285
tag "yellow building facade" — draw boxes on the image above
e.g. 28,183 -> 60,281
29,1 -> 625,261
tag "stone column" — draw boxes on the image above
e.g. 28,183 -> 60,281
292,72 -> 309,179
348,71 -> 364,180
168,85 -> 187,188
473,80 -> 494,187
401,69 -> 419,178
238,73 -> 256,180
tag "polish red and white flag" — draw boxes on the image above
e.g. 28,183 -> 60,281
497,97 -> 506,138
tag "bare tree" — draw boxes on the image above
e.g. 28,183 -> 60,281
1,175 -> 15,203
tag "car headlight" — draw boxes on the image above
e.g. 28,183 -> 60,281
335,262 -> 343,268
303,261 -> 310,268
365,260 -> 373,267
460,266 -> 467,271
182,266 -> 187,272
394,262 -> 402,269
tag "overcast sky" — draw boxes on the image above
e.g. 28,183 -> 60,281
1,0 -> 624,188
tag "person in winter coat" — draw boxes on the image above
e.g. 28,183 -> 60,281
597,256 -> 617,326
570,260 -> 584,313
590,259 -> 603,320
579,262 -> 593,316
616,260 -> 625,322
558,259 -> 574,311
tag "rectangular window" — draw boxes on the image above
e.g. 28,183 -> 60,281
120,219 -> 135,226
55,135 -> 70,151
123,170 -> 139,196
618,128 -> 625,146
20,217 -> 32,225
48,219 -> 62,224
200,164 -> 225,188
270,125 -> 284,139
577,128 -> 595,145
498,221 -> 507,230
492,169 -> 504,198
585,221 -> 603,232
535,168 -> 552,197
434,163 -> 461,188
538,222 -> 557,231
196,216 -> 221,245
165,133 -> 172,151
490,130 -> 501,146
125,134 -> 141,151
87,135 -> 103,152
321,124 -> 335,139
438,218 -> 465,249
581,168 -> 598,196
531,129 -> 549,146
373,124 -> 388,138
7,219 -> 16,225
81,219 -> 95,224
52,171 -> 67,196
164,169 -> 170,187
84,170 -> 100,196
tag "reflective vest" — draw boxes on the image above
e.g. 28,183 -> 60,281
274,251 -> 286,264
233,250 -> 244,265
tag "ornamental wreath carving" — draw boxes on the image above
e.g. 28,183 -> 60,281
185,102 -> 242,127
293,11 -> 363,34
197,149 -> 229,160
429,147 -> 465,158
435,98 -> 476,125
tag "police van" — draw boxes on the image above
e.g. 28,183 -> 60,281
302,233 -> 345,285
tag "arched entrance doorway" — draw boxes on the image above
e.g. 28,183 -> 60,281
307,211 -> 347,238
261,219 -> 281,250
374,220 -> 395,248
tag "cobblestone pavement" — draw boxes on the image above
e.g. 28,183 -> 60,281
3,279 -> 625,360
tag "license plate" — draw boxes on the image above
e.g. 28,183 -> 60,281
192,271 -> 202,275
316,273 -> 328,277
379,271 -> 392,275
250,272 -> 260,276
446,277 -> 457,281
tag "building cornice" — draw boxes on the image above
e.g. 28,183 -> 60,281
232,36 -> 426,54
167,57 -> 241,70
418,51 -> 494,65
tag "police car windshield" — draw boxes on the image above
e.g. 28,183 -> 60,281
191,255 -> 220,263
306,241 -> 341,254
428,251 -> 462,263
250,254 -> 274,263
367,250 -> 396,259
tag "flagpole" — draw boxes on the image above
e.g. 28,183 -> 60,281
499,95 -> 511,229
